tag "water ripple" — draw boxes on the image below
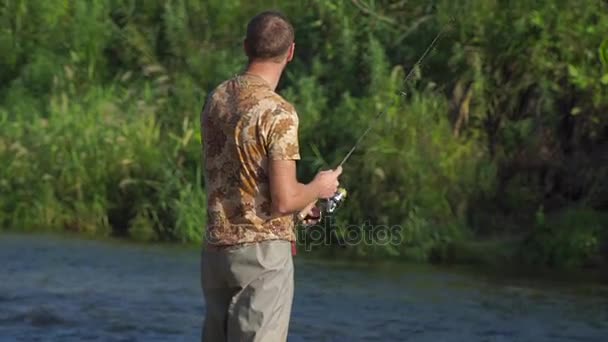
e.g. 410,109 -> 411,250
0,306 -> 68,327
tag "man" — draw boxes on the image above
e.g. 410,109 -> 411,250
200,10 -> 342,342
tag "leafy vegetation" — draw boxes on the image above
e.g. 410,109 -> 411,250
1,0 -> 606,268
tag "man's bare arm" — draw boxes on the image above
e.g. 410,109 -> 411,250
268,160 -> 341,216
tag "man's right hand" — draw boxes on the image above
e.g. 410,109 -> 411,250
313,166 -> 343,199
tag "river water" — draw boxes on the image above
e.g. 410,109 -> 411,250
0,233 -> 607,341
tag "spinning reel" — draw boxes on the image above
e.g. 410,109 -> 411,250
320,187 -> 347,215
298,187 -> 347,226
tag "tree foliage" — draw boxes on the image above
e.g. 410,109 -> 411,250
0,0 -> 606,267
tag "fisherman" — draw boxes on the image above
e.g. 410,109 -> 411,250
199,10 -> 343,342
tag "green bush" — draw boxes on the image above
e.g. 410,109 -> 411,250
520,208 -> 608,268
0,67 -> 203,241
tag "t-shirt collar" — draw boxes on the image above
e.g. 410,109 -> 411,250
239,72 -> 272,89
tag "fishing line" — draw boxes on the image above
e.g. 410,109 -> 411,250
338,20 -> 453,168
312,19 -> 455,217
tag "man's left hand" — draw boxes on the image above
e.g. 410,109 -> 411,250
297,201 -> 322,226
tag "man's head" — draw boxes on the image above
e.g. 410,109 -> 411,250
244,11 -> 295,64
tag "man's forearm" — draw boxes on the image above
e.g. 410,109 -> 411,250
269,160 -> 340,217
271,181 -> 319,216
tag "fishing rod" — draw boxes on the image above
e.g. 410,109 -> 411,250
313,21 -> 453,218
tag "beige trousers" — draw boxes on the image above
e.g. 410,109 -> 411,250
201,240 -> 294,342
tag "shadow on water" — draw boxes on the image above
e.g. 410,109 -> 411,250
1,232 -> 607,342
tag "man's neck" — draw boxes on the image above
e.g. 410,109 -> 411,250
244,61 -> 284,91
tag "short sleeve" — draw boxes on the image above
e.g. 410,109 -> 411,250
266,108 -> 301,160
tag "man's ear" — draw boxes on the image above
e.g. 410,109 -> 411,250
286,42 -> 295,63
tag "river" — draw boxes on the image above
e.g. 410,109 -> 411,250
0,233 -> 607,341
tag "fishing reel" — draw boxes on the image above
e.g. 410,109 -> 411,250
299,187 -> 347,226
319,187 -> 348,215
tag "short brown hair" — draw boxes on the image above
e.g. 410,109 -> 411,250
245,11 -> 294,62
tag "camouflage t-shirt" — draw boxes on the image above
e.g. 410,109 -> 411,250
201,73 -> 300,246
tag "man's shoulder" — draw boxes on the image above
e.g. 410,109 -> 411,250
256,91 -> 297,118
273,93 -> 296,114
201,81 -> 229,114
207,78 -> 233,100
205,76 -> 297,117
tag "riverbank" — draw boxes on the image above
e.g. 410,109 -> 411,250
3,221 -> 607,273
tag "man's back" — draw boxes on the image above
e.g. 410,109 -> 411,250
201,72 -> 300,246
